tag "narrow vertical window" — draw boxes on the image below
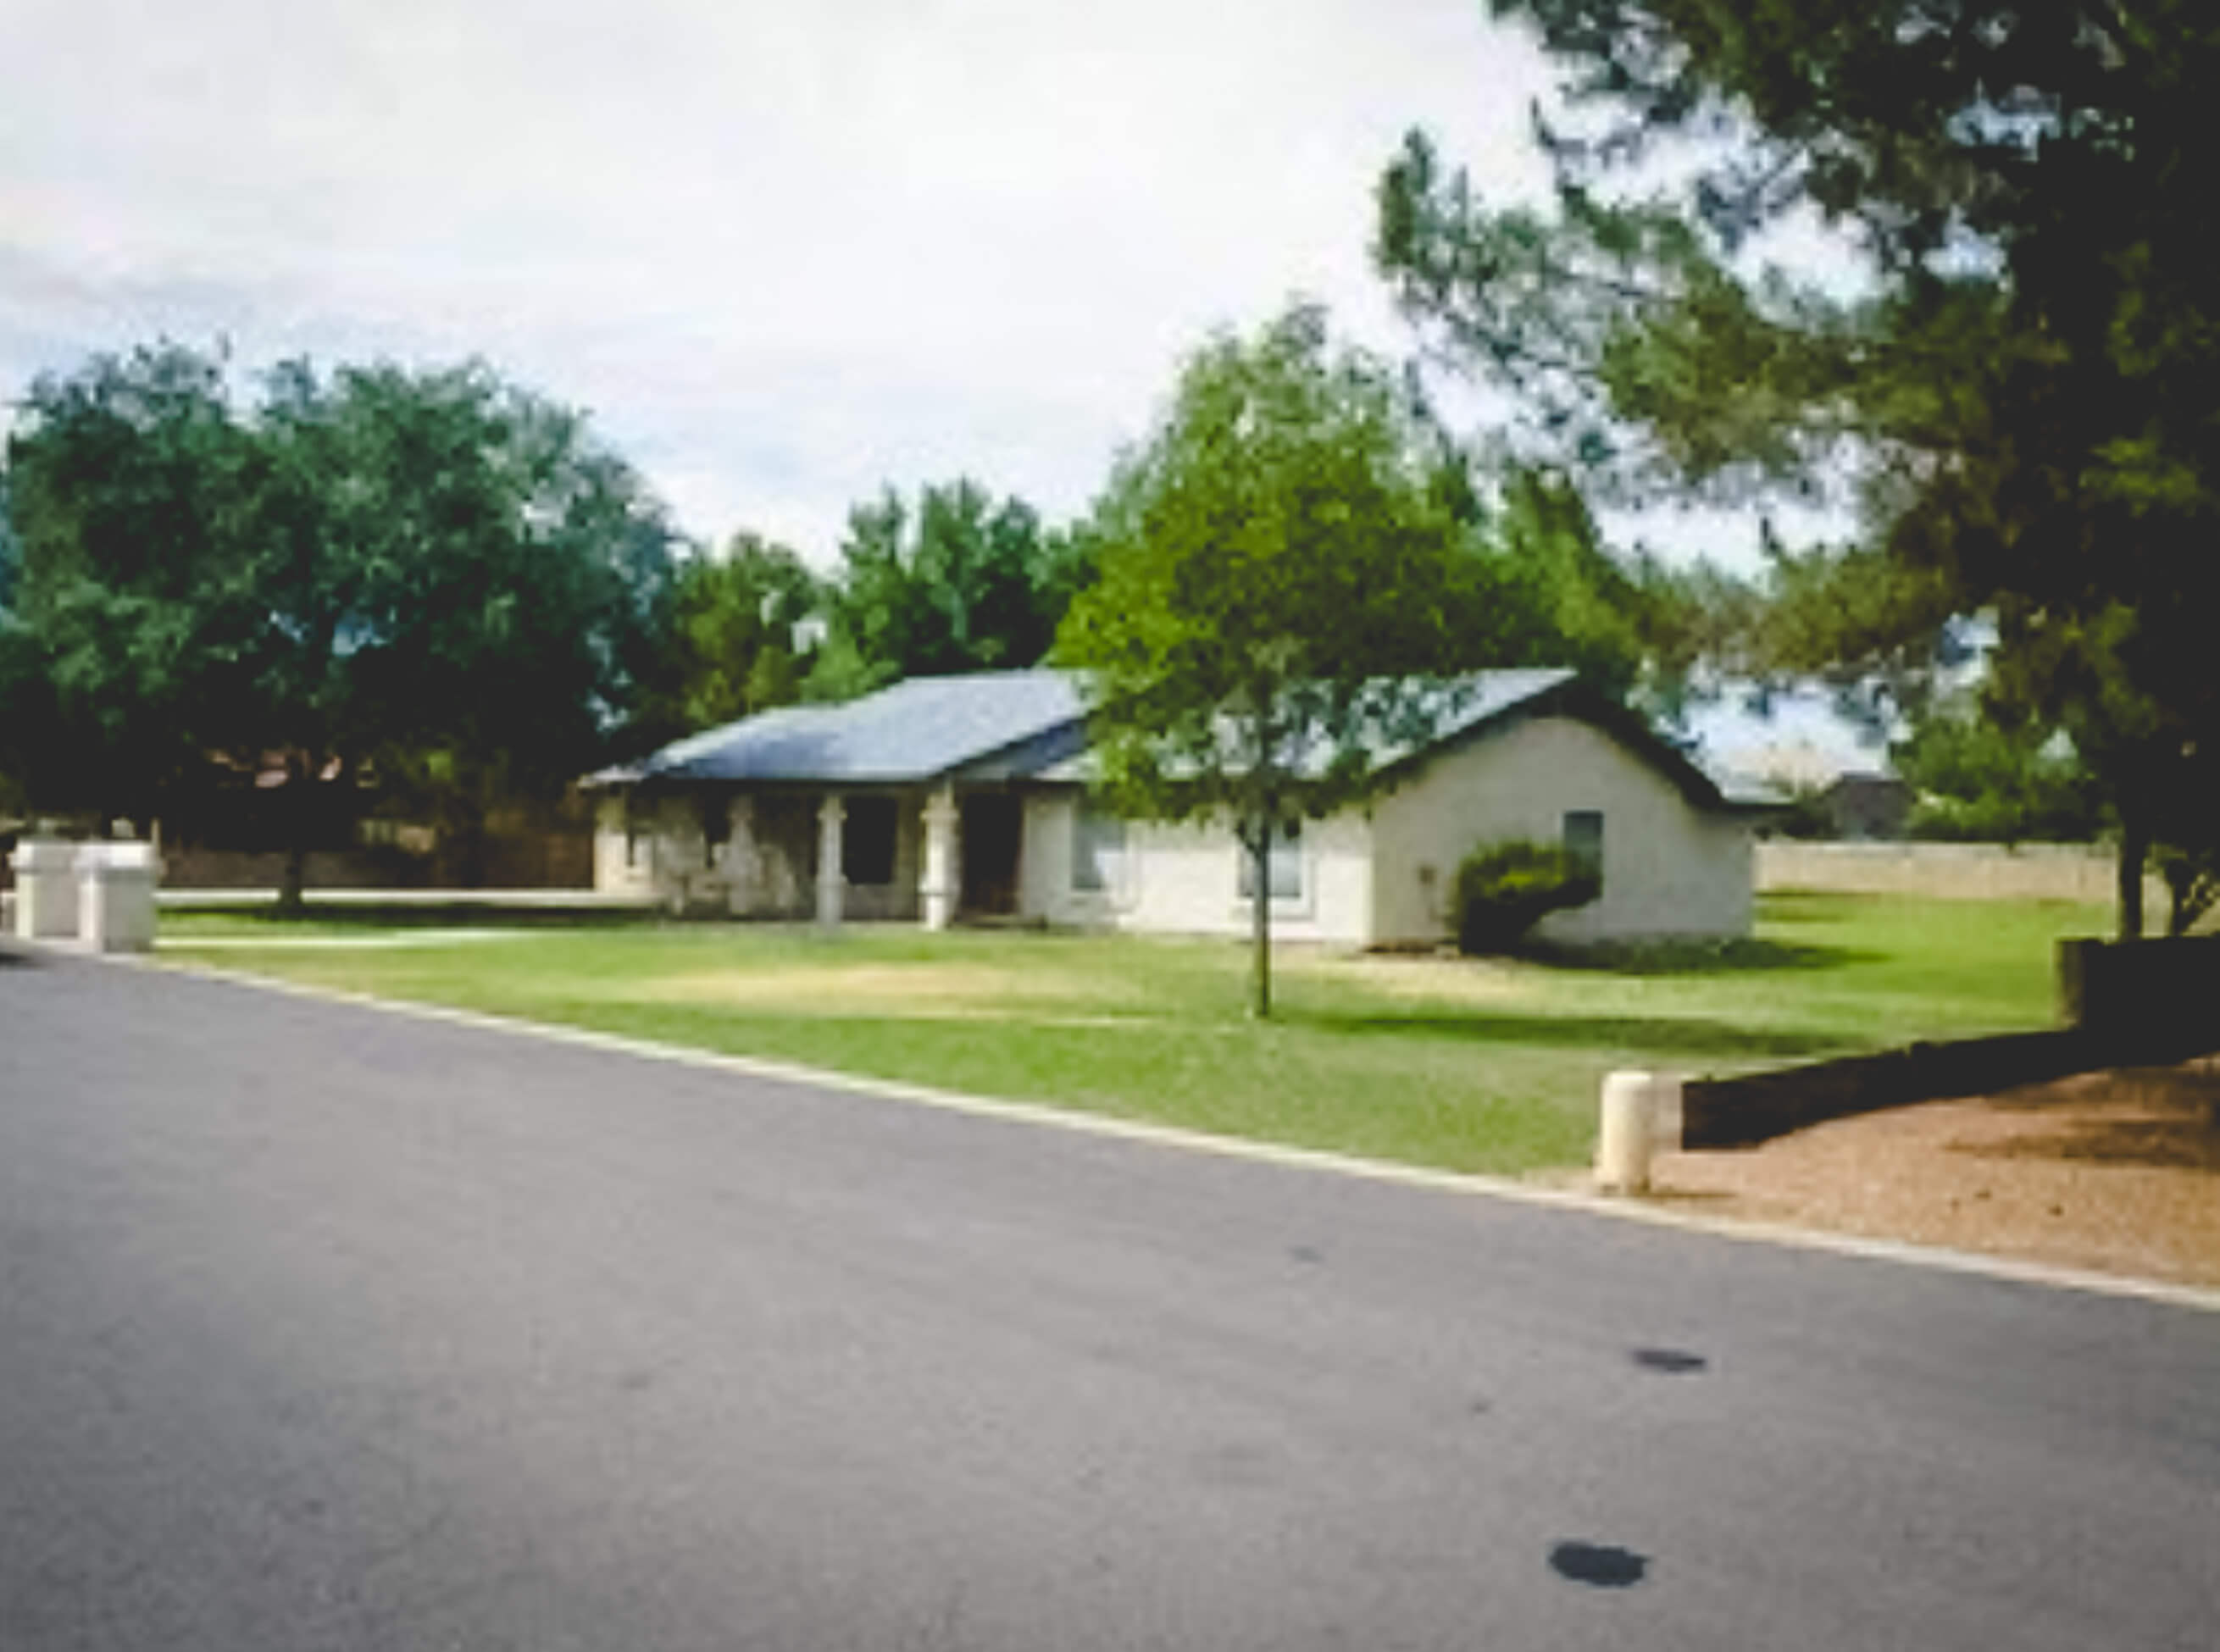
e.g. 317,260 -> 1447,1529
1071,801 -> 1126,893
1563,810 -> 1604,885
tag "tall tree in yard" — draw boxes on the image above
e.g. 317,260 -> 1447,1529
1,344 -> 264,824
272,361 -> 677,891
638,530 -> 820,739
1375,2 -> 2220,937
1,345 -> 678,904
1054,303 -> 1511,1018
806,479 -> 1090,700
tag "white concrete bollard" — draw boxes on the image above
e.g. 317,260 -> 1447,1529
1597,1069 -> 1676,1195
10,837 -> 81,940
77,841 -> 159,953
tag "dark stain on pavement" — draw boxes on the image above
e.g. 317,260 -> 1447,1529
1549,1541 -> 1649,1588
1631,1346 -> 1708,1374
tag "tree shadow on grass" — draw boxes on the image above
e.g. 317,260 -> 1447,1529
193,901 -> 655,931
1293,1008 -> 1850,1062
1514,937 -> 1883,977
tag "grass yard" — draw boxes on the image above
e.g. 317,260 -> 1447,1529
153,890 -> 2107,1177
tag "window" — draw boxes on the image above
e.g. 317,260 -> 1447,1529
1562,810 -> 1604,884
1071,801 -> 1126,893
841,796 -> 897,886
1237,818 -> 1303,902
624,801 -> 646,869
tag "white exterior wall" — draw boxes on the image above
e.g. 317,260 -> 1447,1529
594,794 -> 704,899
1368,717 -> 1753,945
592,796 -> 641,893
1018,792 -> 1088,923
1020,791 -> 1374,945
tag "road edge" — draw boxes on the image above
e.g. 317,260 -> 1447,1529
96,945 -> 2220,1317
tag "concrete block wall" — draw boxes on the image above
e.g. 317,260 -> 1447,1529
1756,840 -> 2162,907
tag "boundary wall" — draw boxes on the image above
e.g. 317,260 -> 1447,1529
1757,840 -> 2162,906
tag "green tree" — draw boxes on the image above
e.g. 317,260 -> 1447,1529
0,480 -> 49,816
1483,468 -> 1695,715
641,530 -> 819,735
280,361 -> 677,890
1053,303 -> 1516,1017
1,343 -> 264,825
806,479 -> 1090,699
1376,2 -> 2220,939
2,346 -> 678,902
1890,692 -> 2103,845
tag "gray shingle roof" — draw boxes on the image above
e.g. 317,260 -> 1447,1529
591,665 -> 1781,814
1031,668 -> 1581,782
594,670 -> 1085,785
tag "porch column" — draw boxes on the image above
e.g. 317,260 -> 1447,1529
919,784 -> 959,931
815,792 -> 846,926
725,797 -> 760,915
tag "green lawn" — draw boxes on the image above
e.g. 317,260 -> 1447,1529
153,891 -> 2106,1177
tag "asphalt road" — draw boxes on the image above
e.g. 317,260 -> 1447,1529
3,947 -> 2216,1651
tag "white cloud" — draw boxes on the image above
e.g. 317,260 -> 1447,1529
3,0 -> 1557,557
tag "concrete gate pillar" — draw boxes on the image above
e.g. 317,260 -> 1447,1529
9,838 -> 80,940
79,840 -> 158,953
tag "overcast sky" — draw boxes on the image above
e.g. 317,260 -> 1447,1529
2,0 -> 1568,557
3,0 -> 1879,767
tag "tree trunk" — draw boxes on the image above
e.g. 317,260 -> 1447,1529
278,840 -> 308,913
2117,812 -> 2147,941
1248,824 -> 1273,1020
447,793 -> 491,889
276,756 -> 309,915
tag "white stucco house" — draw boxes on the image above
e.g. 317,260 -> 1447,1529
584,668 -> 1778,946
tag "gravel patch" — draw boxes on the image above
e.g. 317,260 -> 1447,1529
1643,1057 -> 2220,1289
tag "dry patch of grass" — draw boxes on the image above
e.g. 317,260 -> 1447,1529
617,961 -> 1147,1023
1282,950 -> 1529,1006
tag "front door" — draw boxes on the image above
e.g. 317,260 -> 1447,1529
959,794 -> 1022,917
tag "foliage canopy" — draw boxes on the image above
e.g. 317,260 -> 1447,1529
1377,1 -> 2220,935
1056,303 -> 1550,1012
1,344 -> 678,896
805,480 -> 1091,701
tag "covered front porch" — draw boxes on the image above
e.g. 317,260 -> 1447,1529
596,782 -> 1035,929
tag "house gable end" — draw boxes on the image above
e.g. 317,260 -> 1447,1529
1378,679 -> 1742,815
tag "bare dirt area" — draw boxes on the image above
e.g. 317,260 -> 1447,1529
1642,1057 -> 2220,1289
